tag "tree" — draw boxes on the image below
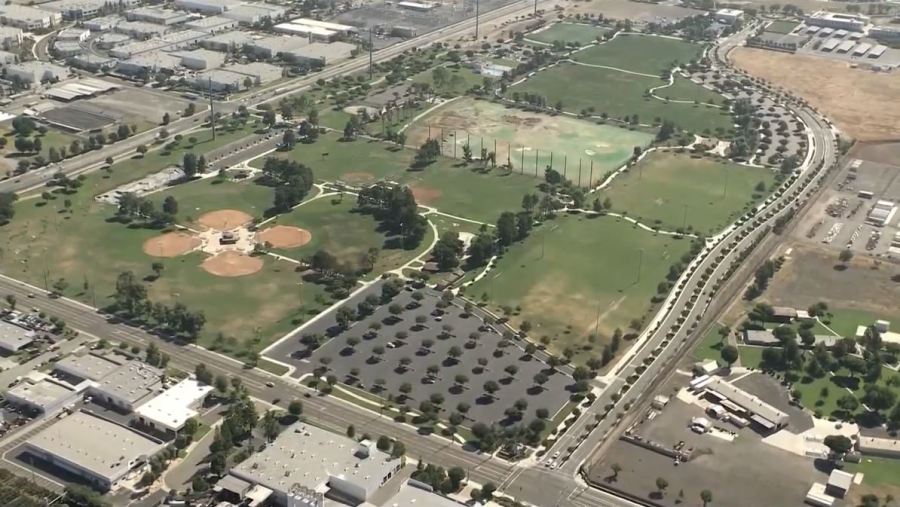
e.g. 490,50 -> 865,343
65,484 -> 111,507
863,385 -> 897,413
496,212 -> 517,247
288,399 -> 303,418
836,394 -> 859,413
136,144 -> 148,157
700,489 -> 713,507
162,196 -> 178,216
838,248 -> 853,266
414,138 -> 441,168
611,463 -> 622,480
656,477 -> 669,496
151,262 -> 164,279
282,129 -> 297,149
214,374 -> 229,395
182,152 -> 198,177
720,345 -> 739,366
483,380 -> 500,397
823,434 -> 853,455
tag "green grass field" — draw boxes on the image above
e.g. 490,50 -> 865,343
151,178 -> 275,225
765,20 -> 800,35
265,196 -> 428,275
407,98 -> 654,186
255,133 -> 542,223
819,307 -> 900,338
846,457 -> 900,488
654,77 -> 723,105
511,63 -> 733,134
411,64 -> 485,96
599,152 -> 775,234
527,22 -> 610,46
572,34 -> 703,75
465,213 -> 692,360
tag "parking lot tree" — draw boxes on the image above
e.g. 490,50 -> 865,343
533,372 -> 549,390
388,303 -> 404,316
454,374 -> 469,388
430,393 -> 444,405
335,306 -> 355,329
838,248 -> 853,266
720,345 -> 739,367
421,338 -> 435,352
477,357 -> 489,368
483,380 -> 500,398
824,434 -> 852,455
4,294 -> 16,310
427,364 -> 440,377
448,345 -> 463,362
441,324 -> 454,338
656,477 -> 669,496
372,345 -> 385,361
504,365 -> 519,378
415,315 -> 428,327
399,356 -> 412,369
345,336 -> 360,350
411,291 -> 424,302
536,407 -> 550,419
399,382 -> 412,396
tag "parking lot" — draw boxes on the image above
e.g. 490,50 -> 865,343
265,281 -> 574,428
588,394 -> 828,507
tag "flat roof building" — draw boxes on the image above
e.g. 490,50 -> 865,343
0,49 -> 17,65
273,22 -> 338,41
84,14 -> 118,31
175,47 -> 225,69
0,26 -> 23,47
853,42 -> 872,56
398,1 -> 435,11
115,20 -> 169,39
126,7 -> 190,25
706,378 -> 790,431
287,17 -> 356,35
245,35 -> 308,59
221,3 -> 286,25
134,378 -> 212,433
0,5 -> 62,30
87,360 -> 162,412
221,423 -> 401,506
0,320 -> 35,352
41,0 -> 123,21
869,45 -> 888,58
194,61 -> 281,91
5,378 -> 79,414
24,411 -> 163,491
857,435 -> 900,458
826,469 -> 854,498
836,40 -> 855,53
870,26 -> 900,41
201,30 -> 252,51
174,0 -> 241,14
184,15 -> 239,33
284,41 -> 354,65
807,11 -> 869,32
53,352 -> 124,382
4,60 -> 68,86
68,53 -> 116,71
715,8 -> 744,24
743,329 -> 779,346
384,482 -> 467,507
52,40 -> 82,56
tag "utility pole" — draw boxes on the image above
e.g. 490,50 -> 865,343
208,77 -> 216,141
589,160 -> 594,187
475,0 -> 480,40
636,248 -> 644,283
368,28 -> 374,80
578,158 -> 582,186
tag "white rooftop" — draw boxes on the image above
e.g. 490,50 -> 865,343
134,378 -> 212,431
0,320 -> 34,352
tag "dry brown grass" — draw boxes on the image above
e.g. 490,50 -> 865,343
732,48 -> 900,142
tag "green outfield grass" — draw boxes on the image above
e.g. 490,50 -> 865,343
527,22 -> 611,46
406,98 -> 654,187
599,152 -> 775,234
765,20 -> 800,35
510,63 -> 734,134
572,34 -> 703,75
264,196 -> 429,275
151,178 -> 275,225
254,133 -> 542,223
654,77 -> 723,105
465,213 -> 692,361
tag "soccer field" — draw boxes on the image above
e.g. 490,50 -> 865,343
600,151 -> 776,235
511,63 -> 734,134
527,22 -> 611,46
406,98 -> 654,186
466,214 -> 692,360
572,34 -> 704,75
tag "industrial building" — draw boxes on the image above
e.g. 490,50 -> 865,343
284,41 -> 355,65
184,15 -> 239,33
57,27 -> 90,41
201,30 -> 252,51
221,3 -> 286,25
85,360 -> 163,412
716,8 -> 744,24
84,15 -> 119,31
54,352 -> 124,382
284,17 -> 356,36
806,11 -> 869,32
109,29 -> 209,58
52,40 -> 83,56
821,38 -> 840,51
66,54 -> 116,72
41,0 -> 126,21
193,61 -> 281,91
23,411 -> 164,491
134,378 -> 212,433
869,25 -> 900,41
0,320 -> 35,353
383,482 -> 467,507
4,61 -> 68,86
742,329 -> 779,346
0,5 -> 62,30
96,32 -> 130,49
174,0 -> 241,15
5,377 -> 80,414
273,22 -> 340,42
126,7 -> 189,25
0,50 -> 17,65
857,435 -> 900,458
398,1 -> 436,11
869,45 -> 888,59
115,20 -> 169,39
219,423 -> 401,506
0,26 -> 23,47
174,48 -> 225,69
852,42 -> 871,56
706,378 -> 790,431
836,40 -> 855,53
245,35 -> 307,59
866,200 -> 896,226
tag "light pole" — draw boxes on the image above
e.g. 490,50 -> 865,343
636,248 -> 644,283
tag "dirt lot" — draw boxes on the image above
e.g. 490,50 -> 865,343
764,242 -> 900,317
732,48 -> 900,142
257,225 -> 311,249
853,141 -> 900,165
201,251 -> 263,277
143,232 -> 201,257
558,0 -> 703,22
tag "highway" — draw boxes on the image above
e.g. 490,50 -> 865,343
0,0 -> 537,195
0,20 -> 840,507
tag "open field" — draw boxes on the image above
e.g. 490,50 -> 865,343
526,22 -> 610,46
465,213 -> 692,360
558,0 -> 705,23
654,76 -> 724,104
267,196 -> 428,275
732,48 -> 900,141
600,152 -> 775,234
411,65 -> 484,96
407,98 -> 654,186
255,134 -> 541,223
765,20 -> 800,34
572,34 -> 703,75
151,179 -> 274,226
511,63 -> 733,134
762,243 -> 900,334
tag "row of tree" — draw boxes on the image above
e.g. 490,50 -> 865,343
356,184 -> 428,249
111,271 -> 206,340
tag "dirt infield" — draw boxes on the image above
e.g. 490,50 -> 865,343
198,209 -> 254,230
411,185 -> 442,205
201,251 -> 264,277
732,48 -> 900,142
257,225 -> 312,249
143,232 -> 201,257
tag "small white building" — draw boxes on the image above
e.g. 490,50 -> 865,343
86,360 -> 163,412
825,469 -> 854,498
183,15 -> 238,33
134,378 -> 212,433
857,435 -> 900,458
806,11 -> 869,32
5,378 -> 80,414
715,8 -> 744,24
398,1 -> 435,11
126,7 -> 190,25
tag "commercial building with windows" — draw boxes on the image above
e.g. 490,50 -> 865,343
0,5 -> 62,30
24,411 -> 164,491
219,423 -> 401,506
53,352 -> 124,382
221,3 -> 285,25
857,435 -> 900,458
134,378 -> 212,433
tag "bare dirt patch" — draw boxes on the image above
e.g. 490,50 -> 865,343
341,172 -> 376,184
257,225 -> 312,249
198,209 -> 253,230
852,141 -> 900,165
143,232 -> 201,257
201,251 -> 264,277
731,48 -> 900,142
410,185 -> 442,205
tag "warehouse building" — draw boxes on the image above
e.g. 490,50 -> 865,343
57,27 -> 90,41
134,378 -> 212,434
5,377 -> 80,414
287,17 -> 356,36
126,7 -> 189,25
184,15 -> 238,33
86,360 -> 163,412
84,14 -> 119,31
244,35 -> 307,59
219,423 -> 401,506
96,32 -> 130,49
868,44 -> 888,59
175,48 -> 225,69
54,352 -> 124,382
284,41 -> 355,65
706,378 -> 790,431
193,61 -> 280,91
383,482 -> 468,507
0,320 -> 35,353
0,26 -> 23,47
221,3 -> 286,25
109,29 -> 209,57
806,11 -> 869,32
52,40 -> 82,56
836,40 -> 855,53
742,329 -> 779,346
201,30 -> 252,51
398,1 -> 435,11
273,22 -> 339,42
857,435 -> 900,458
869,26 -> 900,41
174,0 -> 241,14
867,200 -> 897,226
24,411 -> 164,491
0,5 -> 62,30
4,61 -> 68,85
853,42 -> 871,56
115,20 -> 169,39
41,0 -> 122,21
0,50 -> 18,65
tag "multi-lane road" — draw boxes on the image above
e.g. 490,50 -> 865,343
0,18 -> 841,507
